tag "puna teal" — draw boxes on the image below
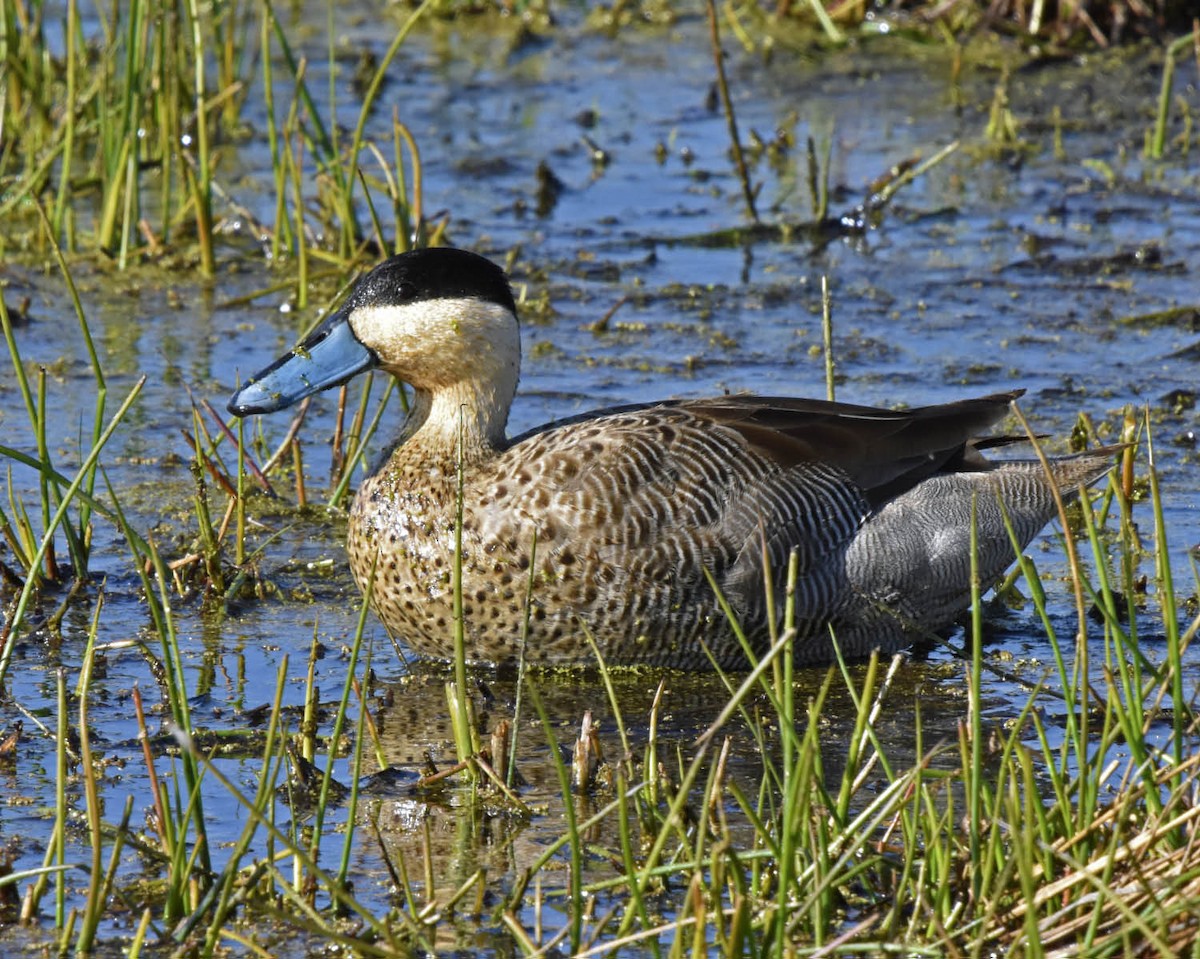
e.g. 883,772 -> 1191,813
228,247 -> 1117,670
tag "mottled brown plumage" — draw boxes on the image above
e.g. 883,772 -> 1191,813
229,248 -> 1117,669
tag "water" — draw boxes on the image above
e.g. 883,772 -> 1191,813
2,6 -> 1198,953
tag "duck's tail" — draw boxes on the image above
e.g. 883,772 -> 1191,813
1036,444 -> 1128,494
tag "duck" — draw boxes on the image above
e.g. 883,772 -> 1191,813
228,247 -> 1117,670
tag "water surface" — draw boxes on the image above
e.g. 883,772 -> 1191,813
2,7 -> 1198,952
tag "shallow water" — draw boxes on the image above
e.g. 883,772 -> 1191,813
2,5 -> 1199,953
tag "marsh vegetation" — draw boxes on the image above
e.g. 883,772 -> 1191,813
2,1 -> 1199,955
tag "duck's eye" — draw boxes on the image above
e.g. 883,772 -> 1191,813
396,281 -> 418,301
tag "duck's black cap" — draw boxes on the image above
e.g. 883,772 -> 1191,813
347,247 -> 517,315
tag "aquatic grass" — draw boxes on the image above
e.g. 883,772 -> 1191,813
705,1 -> 959,247
185,408 -> 231,593
0,0 -> 1182,263
307,575 -> 375,876
0,211 -> 144,678
260,0 -> 435,264
184,0 -> 218,277
260,0 -> 354,260
768,1 -> 1191,46
804,132 -> 833,228
820,276 -> 835,401
336,659 -> 376,894
282,95 -> 312,304
95,0 -> 151,267
327,377 -> 398,509
389,119 -> 428,251
1,0 -> 430,270
0,373 -> 144,685
17,668 -> 74,926
114,528 -> 216,919
705,0 -> 758,225
1146,26 -> 1198,158
666,138 -> 960,250
1146,428 -> 1187,772
6,9 -> 1198,959
0,228 -> 98,583
74,601 -> 138,955
2,0 -> 208,260
15,591 -> 141,951
338,0 -> 436,254
13,519 -> 425,953
447,411 -> 478,776
174,393 -> 293,596
170,717 -> 429,956
193,657 -> 294,955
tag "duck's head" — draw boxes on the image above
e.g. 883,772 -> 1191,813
227,247 -> 520,419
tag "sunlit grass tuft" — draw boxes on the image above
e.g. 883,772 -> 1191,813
1,0 -> 433,272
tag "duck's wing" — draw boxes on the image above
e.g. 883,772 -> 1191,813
672,390 -> 1023,507
491,390 -> 1021,567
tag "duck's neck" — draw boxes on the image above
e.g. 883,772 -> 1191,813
361,296 -> 521,467
402,376 -> 514,465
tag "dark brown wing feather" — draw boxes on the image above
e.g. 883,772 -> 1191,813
667,391 -> 1022,507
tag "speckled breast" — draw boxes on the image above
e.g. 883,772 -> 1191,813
348,465 -> 466,660
344,454 -> 740,669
